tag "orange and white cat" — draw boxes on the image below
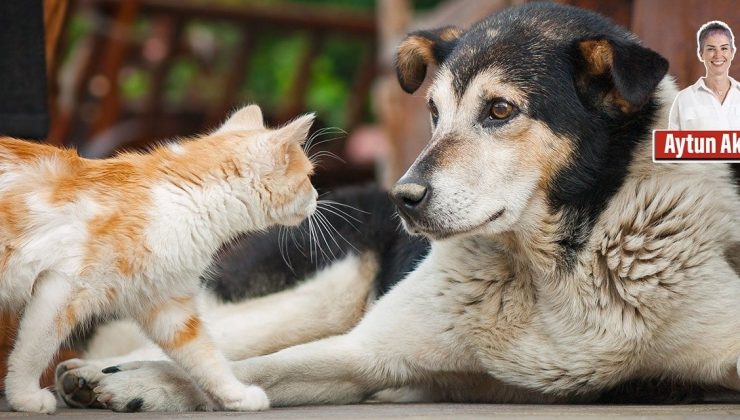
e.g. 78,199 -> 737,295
0,105 -> 317,413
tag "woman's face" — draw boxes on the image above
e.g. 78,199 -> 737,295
701,32 -> 734,76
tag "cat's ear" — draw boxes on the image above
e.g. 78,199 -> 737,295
272,114 -> 315,171
216,104 -> 264,133
276,113 -> 315,146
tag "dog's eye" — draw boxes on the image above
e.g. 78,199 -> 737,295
489,100 -> 515,120
428,99 -> 439,126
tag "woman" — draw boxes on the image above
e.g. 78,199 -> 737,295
668,20 -> 739,129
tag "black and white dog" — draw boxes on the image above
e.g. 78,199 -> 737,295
57,3 -> 740,411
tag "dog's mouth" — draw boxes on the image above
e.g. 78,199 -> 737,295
404,208 -> 505,240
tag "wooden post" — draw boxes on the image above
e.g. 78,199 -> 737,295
89,0 -> 140,137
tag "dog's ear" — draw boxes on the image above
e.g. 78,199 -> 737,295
575,38 -> 668,113
395,26 -> 462,94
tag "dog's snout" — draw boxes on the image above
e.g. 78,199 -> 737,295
391,179 -> 430,216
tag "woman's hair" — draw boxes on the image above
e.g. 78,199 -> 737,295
696,20 -> 736,60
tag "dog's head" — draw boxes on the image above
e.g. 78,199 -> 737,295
390,3 -> 668,241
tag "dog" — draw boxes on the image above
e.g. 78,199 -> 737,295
55,3 -> 740,410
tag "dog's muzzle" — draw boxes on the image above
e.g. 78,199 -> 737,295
390,177 -> 430,223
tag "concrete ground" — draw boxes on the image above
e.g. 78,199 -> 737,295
1,398 -> 740,419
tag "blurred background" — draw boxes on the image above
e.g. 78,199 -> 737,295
38,0 -> 740,187
0,0 -> 738,391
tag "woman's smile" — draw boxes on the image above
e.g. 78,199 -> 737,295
702,33 -> 733,76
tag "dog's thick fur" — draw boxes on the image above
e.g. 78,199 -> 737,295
55,3 -> 740,411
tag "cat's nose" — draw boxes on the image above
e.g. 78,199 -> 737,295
390,177 -> 430,219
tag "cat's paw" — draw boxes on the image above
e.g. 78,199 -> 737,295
218,384 -> 270,411
94,361 -> 213,412
55,359 -> 108,409
6,388 -> 57,414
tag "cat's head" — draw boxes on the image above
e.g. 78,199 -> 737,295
216,105 -> 317,227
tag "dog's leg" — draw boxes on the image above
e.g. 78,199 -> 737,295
55,344 -> 169,409
373,372 -> 556,404
228,264 -> 485,406
209,252 -> 377,360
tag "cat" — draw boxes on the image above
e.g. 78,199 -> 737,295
0,104 -> 317,413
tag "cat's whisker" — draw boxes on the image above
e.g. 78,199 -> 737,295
316,209 -> 361,234
306,144 -> 341,157
309,150 -> 346,166
310,215 -> 330,264
303,128 -> 346,153
306,216 -> 317,263
322,216 -> 357,255
317,201 -> 364,223
308,215 -> 324,264
289,225 -> 308,258
317,190 -> 336,200
312,212 -> 338,261
277,226 -> 296,273
319,199 -> 370,215
306,126 -> 345,142
314,211 -> 342,254
307,214 -> 325,263
322,201 -> 368,212
306,135 -> 346,154
315,205 -> 361,232
315,207 -> 359,253
307,126 -> 344,140
283,228 -> 297,272
307,127 -> 345,142
307,147 -> 342,164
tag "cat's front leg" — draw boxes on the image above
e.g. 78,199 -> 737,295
136,295 -> 268,411
5,272 -> 93,413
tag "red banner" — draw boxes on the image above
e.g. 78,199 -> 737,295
653,130 -> 740,162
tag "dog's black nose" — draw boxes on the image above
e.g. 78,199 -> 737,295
391,178 -> 430,213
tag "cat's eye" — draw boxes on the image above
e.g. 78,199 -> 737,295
489,100 -> 515,120
428,99 -> 439,126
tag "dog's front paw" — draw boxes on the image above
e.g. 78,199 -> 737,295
218,384 -> 270,411
55,359 -> 109,409
94,361 -> 212,412
6,387 -> 57,414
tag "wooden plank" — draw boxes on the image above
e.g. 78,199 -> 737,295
89,0 -> 140,137
94,0 -> 375,37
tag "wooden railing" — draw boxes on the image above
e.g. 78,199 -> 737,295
49,0 -> 377,186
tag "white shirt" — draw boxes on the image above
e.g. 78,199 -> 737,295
668,76 -> 740,129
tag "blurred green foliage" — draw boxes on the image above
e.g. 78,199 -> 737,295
63,0 -> 442,128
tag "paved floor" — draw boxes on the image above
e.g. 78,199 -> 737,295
1,398 -> 740,419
